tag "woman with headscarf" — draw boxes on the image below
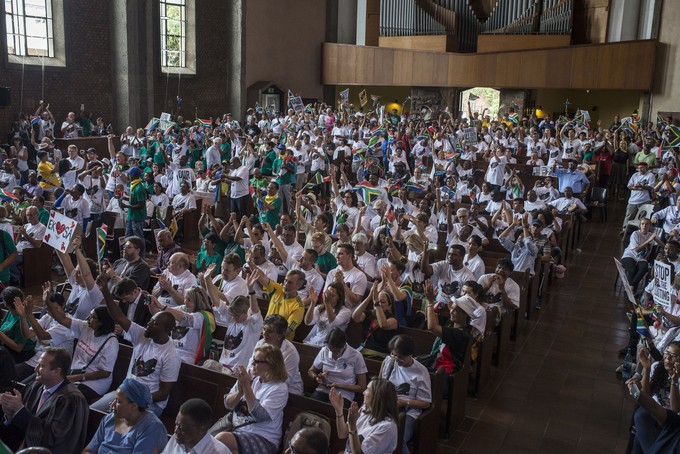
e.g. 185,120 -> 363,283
84,378 -> 168,453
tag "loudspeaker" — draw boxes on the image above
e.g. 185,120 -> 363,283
0,88 -> 10,107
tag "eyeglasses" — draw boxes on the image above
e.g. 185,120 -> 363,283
664,352 -> 680,360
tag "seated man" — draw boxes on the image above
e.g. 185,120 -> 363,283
172,181 -> 197,240
152,229 -> 183,274
249,259 -> 305,341
104,236 -> 150,291
0,347 -> 88,453
92,274 -> 181,416
9,206 -> 46,285
478,258 -> 521,325
548,186 -> 587,214
324,244 -> 368,309
162,398 -> 231,453
112,277 -> 153,329
152,252 -> 197,307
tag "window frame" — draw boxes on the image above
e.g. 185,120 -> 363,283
159,0 -> 195,75
3,0 -> 65,67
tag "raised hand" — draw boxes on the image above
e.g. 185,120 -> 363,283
328,387 -> 344,412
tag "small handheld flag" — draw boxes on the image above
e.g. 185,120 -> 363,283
96,224 -> 108,263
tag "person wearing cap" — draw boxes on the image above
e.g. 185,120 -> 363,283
119,166 -> 148,239
424,279 -> 486,370
85,378 -> 168,453
621,161 -> 657,235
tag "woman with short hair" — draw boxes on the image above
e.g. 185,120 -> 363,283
215,344 -> 289,454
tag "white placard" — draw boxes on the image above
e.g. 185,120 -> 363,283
463,127 -> 478,145
160,112 -> 172,122
653,260 -> 673,309
290,96 -> 304,113
614,257 -> 637,305
43,210 -> 82,253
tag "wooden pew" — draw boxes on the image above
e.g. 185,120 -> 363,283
472,308 -> 497,397
23,244 -> 54,287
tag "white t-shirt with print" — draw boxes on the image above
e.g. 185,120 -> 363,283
380,356 -> 432,419
313,345 -> 368,402
253,339 -> 304,395
69,319 -> 119,395
346,412 -> 397,454
171,311 -> 204,364
219,311 -> 264,370
325,267 -> 368,308
24,314 -> 74,367
125,322 -> 182,410
304,306 -> 352,347
64,276 -> 104,321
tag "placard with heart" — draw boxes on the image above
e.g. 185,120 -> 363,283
43,210 -> 82,253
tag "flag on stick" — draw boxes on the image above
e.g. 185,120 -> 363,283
340,88 -> 349,104
468,93 -> 479,101
96,224 -> 108,265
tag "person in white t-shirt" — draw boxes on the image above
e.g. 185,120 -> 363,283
485,148 -> 508,189
479,258 -> 521,325
252,315 -> 304,395
215,344 -> 289,453
304,282 -> 352,347
43,300 -> 118,401
147,287 -> 215,365
325,244 -> 369,309
222,157 -> 251,219
162,398 -> 232,454
92,274 -> 182,416
309,328 -> 368,407
203,255 -> 249,322
381,335 -> 432,454
330,378 -> 399,454
56,237 -> 104,320
153,252 -> 197,307
420,244 -> 476,308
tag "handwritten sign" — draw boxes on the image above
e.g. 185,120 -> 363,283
43,210 -> 82,253
290,96 -> 305,113
160,112 -> 172,122
653,260 -> 672,309
463,127 -> 478,145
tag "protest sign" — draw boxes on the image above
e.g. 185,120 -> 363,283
653,260 -> 672,309
614,257 -> 637,305
463,127 -> 478,145
160,112 -> 171,122
43,210 -> 82,253
290,96 -> 304,113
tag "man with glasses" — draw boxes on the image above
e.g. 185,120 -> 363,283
163,398 -> 231,453
105,236 -> 150,291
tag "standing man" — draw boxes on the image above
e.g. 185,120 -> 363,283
0,347 -> 88,453
621,162 -> 656,236
119,166 -> 148,239
222,156 -> 250,219
552,160 -> 590,198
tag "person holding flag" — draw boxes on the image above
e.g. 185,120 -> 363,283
119,166 -> 148,239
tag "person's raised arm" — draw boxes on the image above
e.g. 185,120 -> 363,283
262,222 -> 288,263
13,296 -> 34,341
107,134 -> 117,160
72,237 -> 95,290
97,273 -> 131,331
420,247 -> 433,276
628,381 -> 669,426
352,283 -> 376,323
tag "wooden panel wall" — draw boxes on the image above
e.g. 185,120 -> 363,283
573,0 -> 611,44
378,35 -> 458,52
322,40 -> 656,90
477,35 -> 571,53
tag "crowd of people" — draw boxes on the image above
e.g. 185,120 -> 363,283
0,97 -> 676,452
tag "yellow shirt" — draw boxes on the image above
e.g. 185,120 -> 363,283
38,161 -> 60,189
264,280 -> 305,340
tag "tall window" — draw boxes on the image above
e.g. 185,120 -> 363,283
160,0 -> 186,68
160,0 -> 195,74
5,0 -> 54,57
4,0 -> 64,66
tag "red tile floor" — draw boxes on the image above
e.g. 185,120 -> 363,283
436,199 -> 636,453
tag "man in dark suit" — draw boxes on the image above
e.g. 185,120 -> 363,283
112,277 -> 153,329
0,347 -> 88,452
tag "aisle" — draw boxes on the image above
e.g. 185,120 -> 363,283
439,200 -> 636,453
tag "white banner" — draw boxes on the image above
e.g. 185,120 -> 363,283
463,127 -> 478,145
653,260 -> 673,309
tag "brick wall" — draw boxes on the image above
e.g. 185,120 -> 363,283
0,1 -> 113,141
152,0 -> 231,122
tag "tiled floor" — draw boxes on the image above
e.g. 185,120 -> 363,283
437,199 -> 636,453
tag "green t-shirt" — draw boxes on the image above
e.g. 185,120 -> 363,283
38,208 -> 49,226
128,182 -> 148,221
1,311 -> 35,352
196,250 -> 224,273
0,230 -> 17,284
220,143 -> 232,163
275,159 -> 296,185
261,150 -> 277,176
249,177 -> 268,189
200,228 -> 227,256
257,196 -> 282,228
316,251 -> 337,275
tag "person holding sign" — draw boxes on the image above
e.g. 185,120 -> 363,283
621,218 -> 664,294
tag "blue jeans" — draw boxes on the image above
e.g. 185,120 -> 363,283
126,217 -> 145,239
403,414 -> 417,454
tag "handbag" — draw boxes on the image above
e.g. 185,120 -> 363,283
69,335 -> 116,376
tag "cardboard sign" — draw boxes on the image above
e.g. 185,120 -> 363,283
653,260 -> 673,309
290,96 -> 304,113
43,210 -> 82,253
463,127 -> 478,145
613,257 -> 637,305
359,90 -> 368,107
160,112 -> 172,122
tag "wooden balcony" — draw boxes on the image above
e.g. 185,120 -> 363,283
322,39 -> 657,90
